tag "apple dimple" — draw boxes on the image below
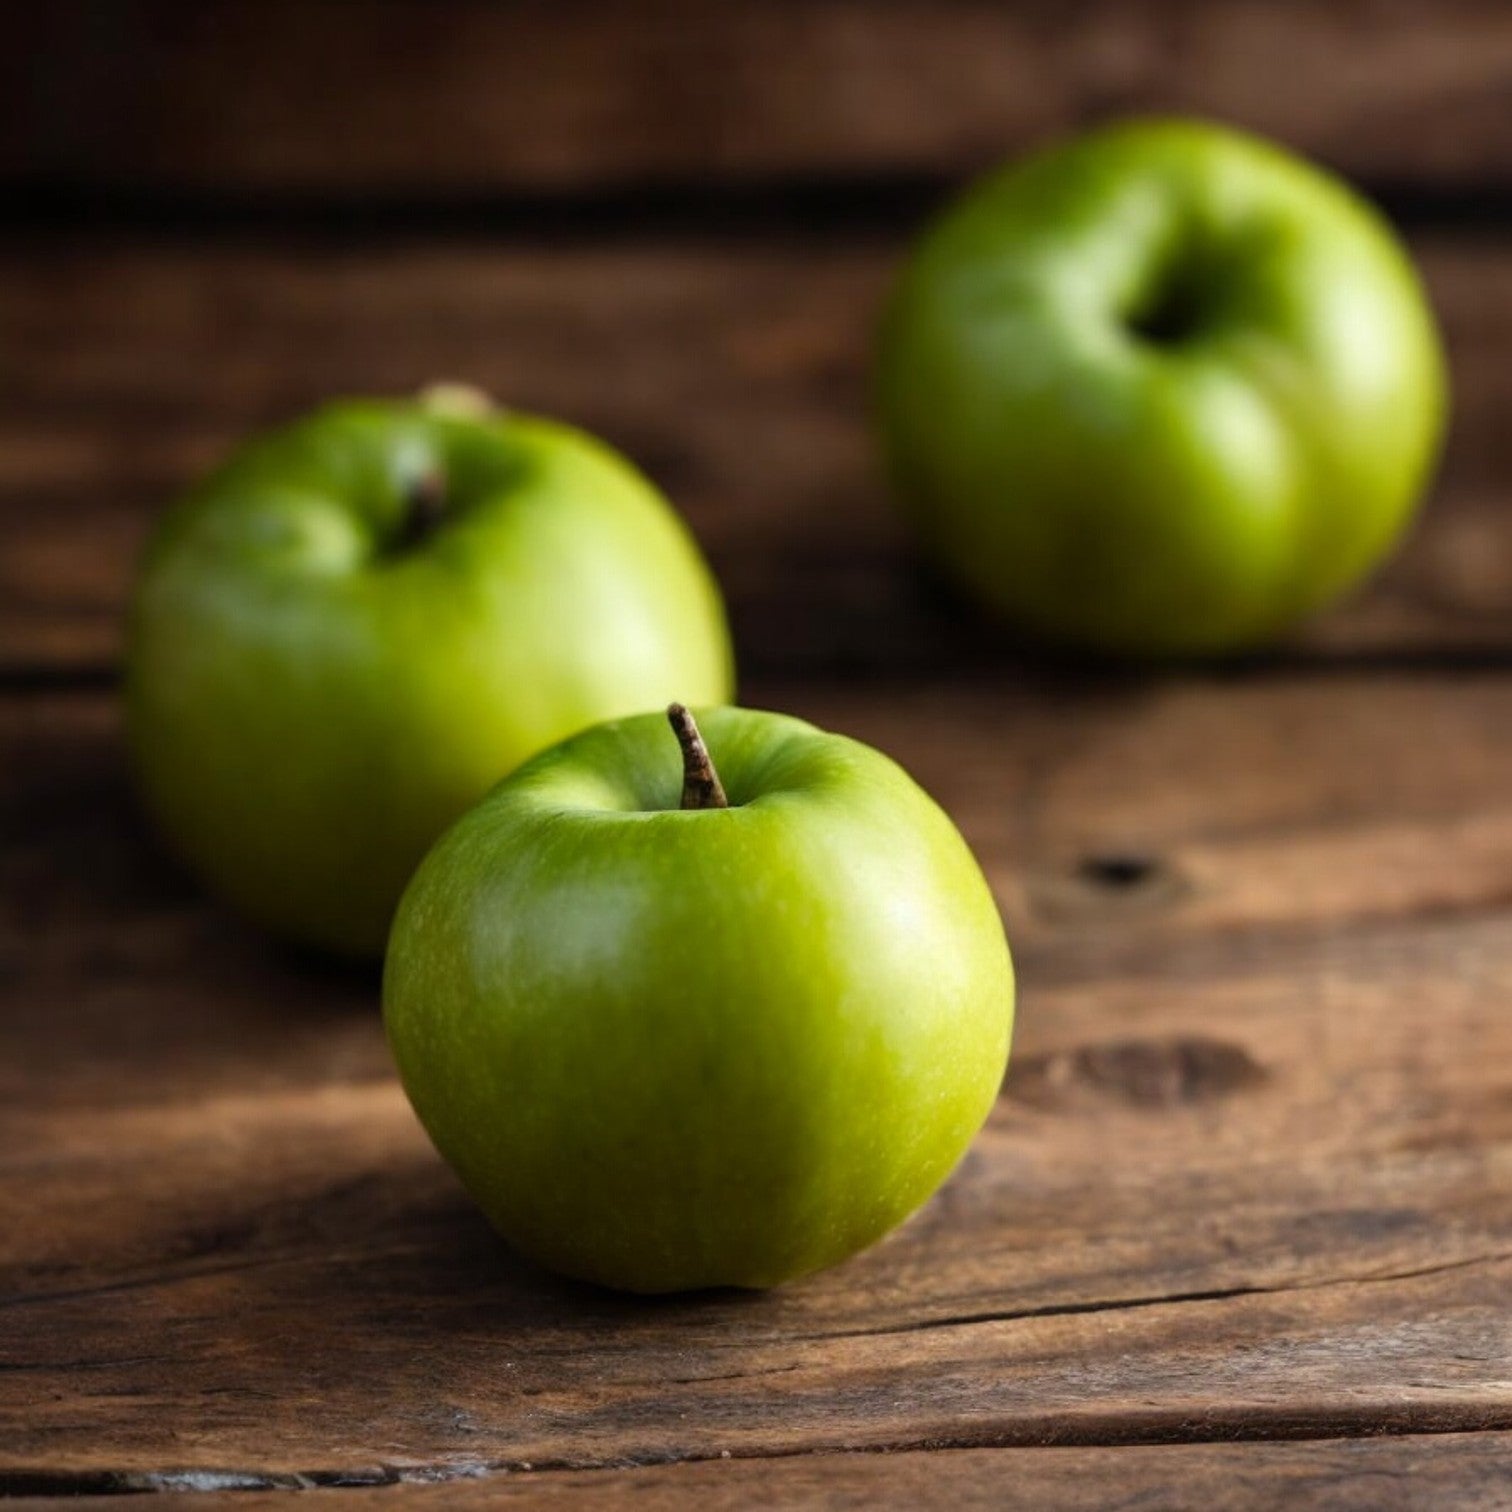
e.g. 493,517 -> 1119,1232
1125,243 -> 1219,346
385,466 -> 451,554
369,417 -> 530,562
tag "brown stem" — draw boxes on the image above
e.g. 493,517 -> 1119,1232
393,467 -> 447,551
667,704 -> 728,810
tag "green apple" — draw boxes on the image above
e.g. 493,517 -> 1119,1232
876,118 -> 1448,656
125,390 -> 733,956
383,704 -> 1013,1293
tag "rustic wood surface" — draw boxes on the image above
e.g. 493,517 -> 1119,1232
4,231 -> 1512,679
8,1 -> 1512,198
6,1435 -> 1512,1508
6,3 -> 1512,1504
5,675 -> 1512,1497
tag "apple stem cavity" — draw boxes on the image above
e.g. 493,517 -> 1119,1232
393,467 -> 449,551
667,704 -> 728,811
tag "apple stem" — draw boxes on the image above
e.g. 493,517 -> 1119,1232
395,468 -> 448,550
667,704 -> 728,810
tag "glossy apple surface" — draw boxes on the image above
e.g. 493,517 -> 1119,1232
876,118 -> 1448,656
383,705 -> 1014,1293
126,396 -> 733,956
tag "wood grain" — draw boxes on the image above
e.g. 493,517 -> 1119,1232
5,675 -> 1512,1481
19,671 -> 1512,1095
8,9 -> 1512,1494
8,1 -> 1512,198
3,231 -> 1510,678
8,1434 -> 1512,1506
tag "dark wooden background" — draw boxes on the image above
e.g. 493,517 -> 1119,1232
3,4 -> 1512,1507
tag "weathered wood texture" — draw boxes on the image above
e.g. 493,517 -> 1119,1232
5,674 -> 1512,1486
7,1 -> 1512,198
7,8 -> 1512,1495
3,231 -> 1510,678
9,1435 -> 1512,1507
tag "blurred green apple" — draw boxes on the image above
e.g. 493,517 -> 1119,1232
383,704 -> 1014,1293
876,118 -> 1448,656
126,391 -> 733,956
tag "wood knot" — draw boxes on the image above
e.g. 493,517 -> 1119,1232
1009,1036 -> 1266,1112
1078,853 -> 1158,889
1030,851 -> 1189,922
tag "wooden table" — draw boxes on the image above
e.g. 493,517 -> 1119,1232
4,5 -> 1512,1506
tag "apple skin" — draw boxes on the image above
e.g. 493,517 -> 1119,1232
383,706 -> 1014,1293
875,118 -> 1448,657
125,399 -> 734,957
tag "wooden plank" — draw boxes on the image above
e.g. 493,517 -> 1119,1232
9,1433 -> 1512,1506
17,671 -> 1512,1083
7,1 -> 1512,198
4,674 -> 1512,1478
2,232 -> 1509,677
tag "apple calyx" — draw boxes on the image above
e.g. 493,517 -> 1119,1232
667,704 -> 728,810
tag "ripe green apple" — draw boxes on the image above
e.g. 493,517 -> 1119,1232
876,118 -> 1448,656
125,391 -> 734,956
383,704 -> 1014,1293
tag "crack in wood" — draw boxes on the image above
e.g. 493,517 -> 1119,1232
7,1417 -> 1512,1499
4,1252 -> 1508,1494
767,1249 -> 1512,1347
7,1247 -> 1507,1344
